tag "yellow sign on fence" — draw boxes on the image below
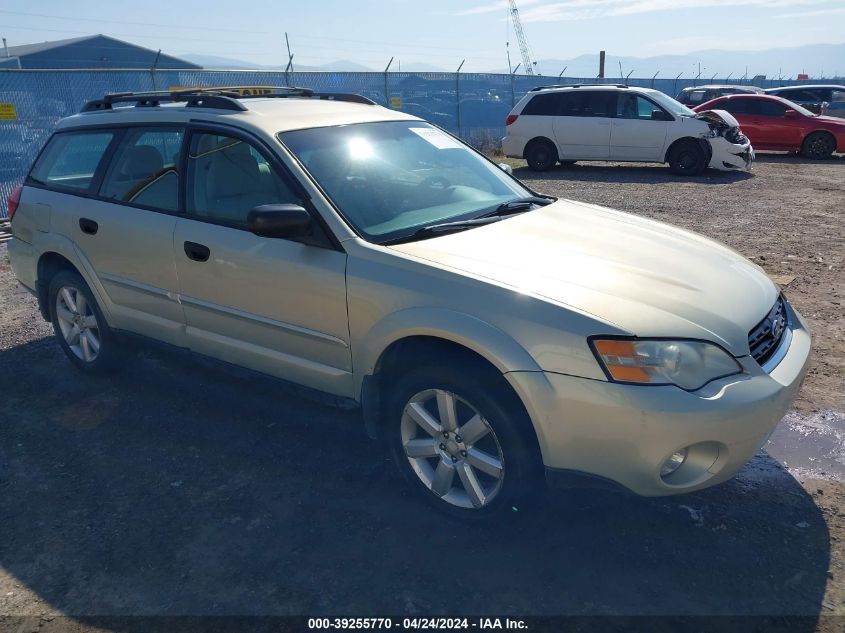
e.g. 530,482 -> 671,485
0,103 -> 17,121
390,96 -> 402,109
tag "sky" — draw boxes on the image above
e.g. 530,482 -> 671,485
1,0 -> 844,72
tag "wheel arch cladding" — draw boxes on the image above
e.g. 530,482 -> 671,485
37,251 -> 80,321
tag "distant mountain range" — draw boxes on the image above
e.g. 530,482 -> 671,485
181,43 -> 845,79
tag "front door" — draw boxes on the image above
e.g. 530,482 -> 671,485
173,129 -> 352,396
610,94 -> 671,161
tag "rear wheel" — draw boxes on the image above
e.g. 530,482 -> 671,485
49,271 -> 120,372
667,139 -> 707,176
801,132 -> 836,159
386,360 -> 541,521
525,139 -> 558,172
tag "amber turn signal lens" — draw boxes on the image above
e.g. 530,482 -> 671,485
592,339 -> 651,383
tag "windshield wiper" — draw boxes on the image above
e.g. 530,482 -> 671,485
381,216 -> 503,245
478,195 -> 555,218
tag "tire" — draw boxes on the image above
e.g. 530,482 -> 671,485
386,358 -> 541,521
48,270 -> 121,373
525,139 -> 558,172
801,132 -> 836,160
667,139 -> 707,176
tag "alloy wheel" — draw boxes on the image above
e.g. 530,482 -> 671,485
55,286 -> 100,362
400,389 -> 505,509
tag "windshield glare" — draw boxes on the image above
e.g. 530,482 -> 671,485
279,121 -> 531,243
648,91 -> 697,117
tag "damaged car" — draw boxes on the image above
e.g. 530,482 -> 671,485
502,84 -> 753,175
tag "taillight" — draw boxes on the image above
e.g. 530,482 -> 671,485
506,114 -> 519,126
7,185 -> 22,222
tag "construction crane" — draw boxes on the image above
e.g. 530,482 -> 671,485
508,0 -> 536,75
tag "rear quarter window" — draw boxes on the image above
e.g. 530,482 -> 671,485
29,131 -> 114,191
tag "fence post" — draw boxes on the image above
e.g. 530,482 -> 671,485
455,59 -> 465,139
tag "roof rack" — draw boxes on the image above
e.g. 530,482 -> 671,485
80,86 -> 376,113
529,83 -> 628,92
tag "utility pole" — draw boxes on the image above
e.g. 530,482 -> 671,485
285,33 -> 294,72
456,59 -> 465,138
619,60 -> 624,80
598,50 -> 606,79
383,57 -> 393,106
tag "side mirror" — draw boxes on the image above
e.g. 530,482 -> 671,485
651,109 -> 670,121
247,204 -> 311,239
498,162 -> 513,175
784,109 -> 799,119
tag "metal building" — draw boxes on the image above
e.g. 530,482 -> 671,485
1,34 -> 201,70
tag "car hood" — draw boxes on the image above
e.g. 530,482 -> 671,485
389,199 -> 778,355
695,109 -> 740,128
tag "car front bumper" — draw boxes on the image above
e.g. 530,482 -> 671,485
708,136 -> 754,172
507,302 -> 811,496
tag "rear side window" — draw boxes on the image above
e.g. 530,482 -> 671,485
718,98 -> 752,114
29,131 -> 114,191
580,91 -> 615,117
522,93 -> 561,116
98,127 -> 184,211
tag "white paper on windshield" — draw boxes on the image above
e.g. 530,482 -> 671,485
409,127 -> 464,149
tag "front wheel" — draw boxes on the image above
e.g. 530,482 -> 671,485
49,270 -> 121,372
801,132 -> 836,160
667,140 -> 707,176
387,361 -> 541,520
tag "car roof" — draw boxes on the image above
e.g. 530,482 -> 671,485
765,84 -> 845,91
56,95 -> 420,135
682,85 -> 761,91
528,84 -> 659,96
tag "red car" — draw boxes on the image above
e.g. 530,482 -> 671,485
693,94 -> 845,159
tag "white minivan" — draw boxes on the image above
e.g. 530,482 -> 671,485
502,84 -> 754,175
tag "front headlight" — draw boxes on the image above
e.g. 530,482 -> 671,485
590,338 -> 742,391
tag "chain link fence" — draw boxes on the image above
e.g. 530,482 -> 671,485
0,68 -> 814,218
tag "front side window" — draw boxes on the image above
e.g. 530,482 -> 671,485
616,94 -> 663,120
99,127 -> 183,211
29,131 -> 114,191
279,121 -> 530,243
753,100 -> 788,117
187,132 -> 304,228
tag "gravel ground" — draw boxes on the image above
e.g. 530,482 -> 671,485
0,155 -> 844,630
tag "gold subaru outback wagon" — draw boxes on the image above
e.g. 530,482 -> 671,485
7,87 -> 810,519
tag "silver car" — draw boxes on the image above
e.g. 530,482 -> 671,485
7,87 -> 811,519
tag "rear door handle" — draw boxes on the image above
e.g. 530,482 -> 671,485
184,241 -> 211,262
79,218 -> 98,235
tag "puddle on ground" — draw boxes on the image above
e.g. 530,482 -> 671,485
763,409 -> 845,482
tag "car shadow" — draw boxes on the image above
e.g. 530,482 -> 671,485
0,337 -> 831,626
512,163 -> 754,185
752,152 -> 845,165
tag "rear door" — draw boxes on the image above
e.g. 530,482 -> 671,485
173,127 -> 352,396
552,90 -> 613,159
609,93 -> 672,161
30,126 -> 186,346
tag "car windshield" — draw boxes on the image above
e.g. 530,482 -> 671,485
647,91 -> 697,117
279,121 -> 531,243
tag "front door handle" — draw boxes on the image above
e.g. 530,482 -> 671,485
184,241 -> 211,262
79,218 -> 98,235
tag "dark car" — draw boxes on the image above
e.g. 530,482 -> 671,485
764,85 -> 845,118
676,85 -> 764,107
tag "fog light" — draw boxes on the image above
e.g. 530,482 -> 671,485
660,448 -> 689,477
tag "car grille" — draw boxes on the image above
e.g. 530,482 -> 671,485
748,296 -> 788,366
